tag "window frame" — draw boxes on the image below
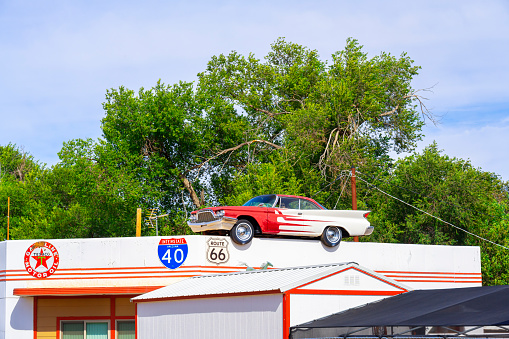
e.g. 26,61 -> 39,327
60,319 -> 111,339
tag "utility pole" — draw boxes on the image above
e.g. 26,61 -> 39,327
351,167 -> 359,242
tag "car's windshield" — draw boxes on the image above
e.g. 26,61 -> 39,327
243,195 -> 277,207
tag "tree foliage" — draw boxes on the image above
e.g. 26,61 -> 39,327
199,38 -> 426,182
101,80 -> 251,209
364,144 -> 509,285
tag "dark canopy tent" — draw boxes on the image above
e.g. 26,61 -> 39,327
290,285 -> 509,338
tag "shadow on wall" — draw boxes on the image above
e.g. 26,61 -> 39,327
10,297 -> 33,330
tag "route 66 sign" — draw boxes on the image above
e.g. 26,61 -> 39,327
206,238 -> 229,265
158,238 -> 188,269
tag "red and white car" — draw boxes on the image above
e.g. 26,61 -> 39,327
187,194 -> 373,247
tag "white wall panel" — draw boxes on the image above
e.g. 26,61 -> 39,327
290,294 -> 386,326
0,242 -> 6,339
0,296 -> 5,339
138,294 -> 283,339
4,296 -> 32,339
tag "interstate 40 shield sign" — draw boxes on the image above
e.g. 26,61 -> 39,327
158,238 -> 188,269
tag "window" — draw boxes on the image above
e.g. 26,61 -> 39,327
279,197 -> 299,209
61,320 -> 134,339
243,195 -> 277,207
61,321 -> 109,339
300,199 -> 320,210
117,321 -> 135,339
62,322 -> 85,339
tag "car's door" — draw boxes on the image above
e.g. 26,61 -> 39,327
240,195 -> 277,233
267,196 -> 301,233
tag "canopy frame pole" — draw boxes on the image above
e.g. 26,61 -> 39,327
456,325 -> 484,336
439,326 -> 464,335
342,326 -> 372,338
392,325 -> 425,336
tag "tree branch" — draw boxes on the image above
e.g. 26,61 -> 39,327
379,87 -> 438,125
188,139 -> 282,174
247,104 -> 291,117
179,172 -> 201,208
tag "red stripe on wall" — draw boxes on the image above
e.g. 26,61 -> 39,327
376,270 -> 482,275
135,303 -> 138,339
33,296 -> 37,339
283,293 -> 290,339
13,286 -> 164,296
110,297 -> 115,338
289,289 -> 405,296
395,279 -> 482,283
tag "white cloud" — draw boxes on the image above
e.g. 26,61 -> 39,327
418,117 -> 509,181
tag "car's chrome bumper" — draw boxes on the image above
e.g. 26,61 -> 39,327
188,217 -> 238,233
364,226 -> 374,236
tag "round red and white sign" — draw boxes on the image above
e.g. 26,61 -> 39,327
24,241 -> 59,279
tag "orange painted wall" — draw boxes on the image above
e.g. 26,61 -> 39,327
115,297 -> 135,317
36,297 -> 134,339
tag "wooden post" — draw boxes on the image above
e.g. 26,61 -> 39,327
7,197 -> 10,240
136,208 -> 141,237
351,167 -> 359,242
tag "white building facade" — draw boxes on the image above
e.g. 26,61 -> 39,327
0,235 -> 482,339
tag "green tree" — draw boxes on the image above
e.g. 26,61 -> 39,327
47,138 -> 144,238
202,40 -> 427,167
1,141 -> 155,240
364,143 -> 509,285
100,80 -> 258,217
0,144 -> 66,240
199,38 -> 431,205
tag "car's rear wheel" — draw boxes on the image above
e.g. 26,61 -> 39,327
321,226 -> 342,247
230,219 -> 254,245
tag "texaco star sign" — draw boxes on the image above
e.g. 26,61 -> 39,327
24,241 -> 60,278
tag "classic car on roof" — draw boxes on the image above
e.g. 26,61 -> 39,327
187,194 -> 373,247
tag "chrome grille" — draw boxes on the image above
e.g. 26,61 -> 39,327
196,210 -> 217,223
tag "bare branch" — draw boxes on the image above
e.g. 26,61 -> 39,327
319,128 -> 338,176
188,139 -> 282,174
179,172 -> 201,208
276,98 -> 305,111
378,86 -> 439,126
379,107 -> 398,117
247,104 -> 291,117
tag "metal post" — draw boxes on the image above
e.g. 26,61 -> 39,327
351,167 -> 359,242
7,197 -> 10,240
136,208 -> 141,237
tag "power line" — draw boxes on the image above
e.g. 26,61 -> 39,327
311,171 -> 350,199
334,172 -> 351,210
358,169 -> 509,224
356,174 -> 509,251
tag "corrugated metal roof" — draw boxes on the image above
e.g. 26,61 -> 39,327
133,262 -> 402,302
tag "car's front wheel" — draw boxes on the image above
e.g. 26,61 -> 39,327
321,226 -> 342,247
230,219 -> 254,245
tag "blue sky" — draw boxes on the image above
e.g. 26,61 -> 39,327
1,0 -> 508,180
